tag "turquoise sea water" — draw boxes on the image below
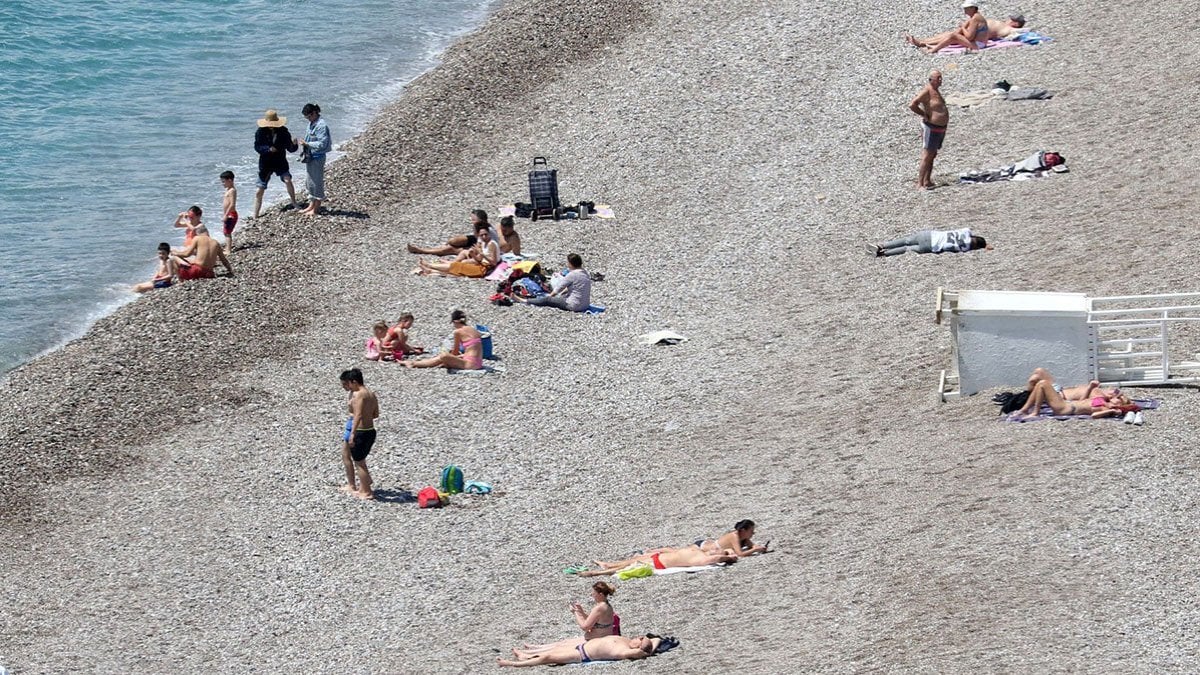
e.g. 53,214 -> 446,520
0,0 -> 493,373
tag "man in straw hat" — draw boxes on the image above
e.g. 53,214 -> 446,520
252,109 -> 298,218
905,1 -> 990,54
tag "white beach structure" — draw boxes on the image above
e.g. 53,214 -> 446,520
935,288 -> 1200,400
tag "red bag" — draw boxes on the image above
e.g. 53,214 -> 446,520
418,486 -> 443,509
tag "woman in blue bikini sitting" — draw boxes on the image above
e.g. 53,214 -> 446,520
516,582 -> 619,658
498,634 -> 660,668
400,309 -> 483,371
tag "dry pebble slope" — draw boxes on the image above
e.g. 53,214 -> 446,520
3,0 -> 1200,672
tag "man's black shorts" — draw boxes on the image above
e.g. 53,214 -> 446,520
351,430 -> 376,462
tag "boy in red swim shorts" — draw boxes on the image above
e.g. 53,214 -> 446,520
220,170 -> 239,255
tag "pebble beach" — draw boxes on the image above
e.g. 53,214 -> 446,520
3,0 -> 1200,672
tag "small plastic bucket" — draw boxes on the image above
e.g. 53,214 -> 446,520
475,324 -> 494,359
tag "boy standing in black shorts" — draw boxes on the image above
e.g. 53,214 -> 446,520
339,368 -> 379,500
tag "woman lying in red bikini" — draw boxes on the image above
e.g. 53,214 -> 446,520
578,546 -> 739,577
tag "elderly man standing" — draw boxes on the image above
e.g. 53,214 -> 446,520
296,103 -> 332,216
909,70 -> 949,190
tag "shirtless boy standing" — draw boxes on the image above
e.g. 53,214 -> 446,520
220,171 -> 239,255
339,368 -> 379,500
132,242 -> 178,293
909,70 -> 949,190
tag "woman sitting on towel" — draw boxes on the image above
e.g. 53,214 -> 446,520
579,547 -> 739,577
400,310 -> 484,371
1013,379 -> 1136,419
416,222 -> 499,278
572,582 -> 618,639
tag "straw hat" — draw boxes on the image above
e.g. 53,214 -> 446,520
257,110 -> 286,127
961,0 -> 979,7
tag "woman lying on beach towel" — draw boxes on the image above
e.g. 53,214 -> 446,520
416,222 -> 499,278
695,519 -> 770,558
579,547 -> 739,577
400,310 -> 484,371
1011,380 -> 1137,420
1025,368 -> 1120,402
498,635 -> 661,668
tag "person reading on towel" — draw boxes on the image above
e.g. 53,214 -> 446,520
400,309 -> 484,371
498,635 -> 661,668
406,209 -> 496,256
1012,380 -> 1136,420
416,222 -> 499,278
578,547 -> 739,577
869,228 -> 990,257
521,582 -> 619,655
695,519 -> 769,558
905,1 -> 989,54
514,253 -> 591,311
1025,368 -> 1120,402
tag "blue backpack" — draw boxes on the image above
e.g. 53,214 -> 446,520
440,465 -> 464,494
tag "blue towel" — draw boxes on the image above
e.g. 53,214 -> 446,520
585,304 -> 606,315
1015,31 -> 1052,45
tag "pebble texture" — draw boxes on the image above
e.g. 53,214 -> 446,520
3,0 -> 1200,672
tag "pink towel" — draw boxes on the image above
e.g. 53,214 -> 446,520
936,39 -> 1024,54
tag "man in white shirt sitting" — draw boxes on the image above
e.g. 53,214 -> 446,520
516,253 -> 592,311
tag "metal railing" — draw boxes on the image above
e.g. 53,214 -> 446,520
1087,293 -> 1200,386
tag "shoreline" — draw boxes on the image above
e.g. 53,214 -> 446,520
4,0 -> 1200,671
0,0 -> 501,379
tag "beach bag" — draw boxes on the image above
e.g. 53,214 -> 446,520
418,486 -> 444,508
440,465 -> 464,494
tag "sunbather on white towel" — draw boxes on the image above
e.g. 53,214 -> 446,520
580,547 -> 738,577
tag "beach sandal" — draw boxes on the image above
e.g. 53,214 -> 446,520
563,565 -> 589,575
464,480 -> 492,495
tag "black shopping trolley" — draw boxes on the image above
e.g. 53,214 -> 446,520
528,156 -> 562,221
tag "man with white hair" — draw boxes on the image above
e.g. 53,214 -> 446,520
909,70 -> 949,190
905,1 -> 989,54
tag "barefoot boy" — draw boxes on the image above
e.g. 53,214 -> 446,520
220,171 -> 238,255
173,205 -> 203,246
132,242 -> 178,293
339,368 -> 379,499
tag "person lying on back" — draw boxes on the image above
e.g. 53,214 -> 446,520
406,209 -> 497,256
869,228 -> 991,257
